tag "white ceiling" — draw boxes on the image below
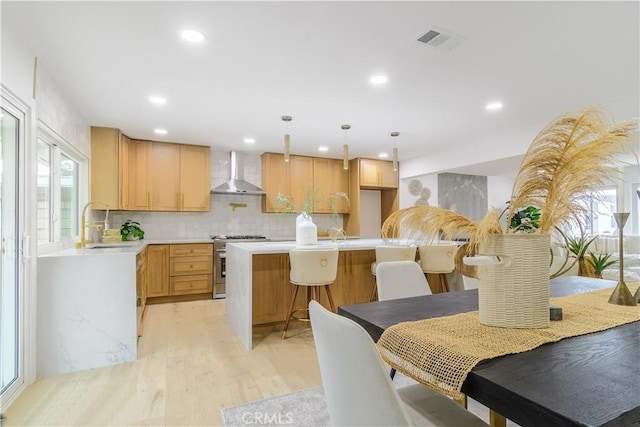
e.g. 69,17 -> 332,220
3,1 -> 639,178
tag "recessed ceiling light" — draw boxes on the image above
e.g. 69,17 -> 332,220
244,138 -> 255,144
180,29 -> 205,43
154,129 -> 168,135
318,146 -> 329,152
370,75 -> 388,85
378,152 -> 389,158
486,102 -> 503,111
149,95 -> 167,105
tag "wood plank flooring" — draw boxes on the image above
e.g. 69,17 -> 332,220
4,299 -> 322,426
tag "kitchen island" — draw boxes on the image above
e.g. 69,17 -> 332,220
226,239 -> 387,349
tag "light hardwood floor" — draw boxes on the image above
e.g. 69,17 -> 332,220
5,299 -> 322,426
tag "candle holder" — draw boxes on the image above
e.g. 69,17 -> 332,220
607,212 -> 637,306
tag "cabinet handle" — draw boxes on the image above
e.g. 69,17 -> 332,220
119,188 -> 123,207
147,192 -> 151,209
182,193 -> 185,210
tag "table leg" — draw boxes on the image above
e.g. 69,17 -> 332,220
454,394 -> 467,409
489,410 -> 506,427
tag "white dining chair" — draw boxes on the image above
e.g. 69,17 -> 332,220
375,260 -> 432,301
309,301 -> 488,427
370,244 -> 417,301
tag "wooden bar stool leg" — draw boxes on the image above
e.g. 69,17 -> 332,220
282,285 -> 300,339
324,285 -> 336,313
370,279 -> 378,302
439,273 -> 450,293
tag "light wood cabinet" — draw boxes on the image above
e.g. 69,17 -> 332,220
179,145 -> 211,212
149,142 -> 181,211
333,250 -> 376,306
262,153 -> 349,214
344,158 -> 399,237
136,248 -> 148,337
251,249 -> 374,325
312,158 -> 350,214
91,127 -> 211,212
168,244 -> 213,296
359,158 -> 398,189
129,139 -> 151,210
262,153 -> 314,213
252,253 -> 290,324
146,244 -> 169,297
90,127 -> 130,209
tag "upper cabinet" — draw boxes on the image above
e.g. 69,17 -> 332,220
91,127 -> 211,212
91,127 -> 130,209
129,139 -> 151,210
262,153 -> 349,214
359,158 -> 398,189
313,158 -> 350,214
179,144 -> 211,211
262,153 -> 313,213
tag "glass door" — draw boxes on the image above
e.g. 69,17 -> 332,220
0,100 -> 23,404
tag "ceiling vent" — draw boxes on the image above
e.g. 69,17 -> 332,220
417,26 -> 466,51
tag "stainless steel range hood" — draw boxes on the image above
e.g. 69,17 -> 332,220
211,151 -> 266,196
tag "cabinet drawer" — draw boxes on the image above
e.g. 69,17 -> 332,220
170,275 -> 212,295
169,255 -> 212,276
170,243 -> 213,257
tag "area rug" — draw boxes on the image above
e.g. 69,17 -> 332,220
221,386 -> 329,426
221,375 -> 519,426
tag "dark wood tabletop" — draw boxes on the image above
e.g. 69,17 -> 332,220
338,276 -> 640,427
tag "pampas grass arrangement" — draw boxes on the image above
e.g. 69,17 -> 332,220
382,107 -> 638,253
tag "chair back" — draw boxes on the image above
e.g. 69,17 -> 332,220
419,243 -> 457,273
309,301 -> 412,426
375,261 -> 431,301
372,245 -> 417,275
289,247 -> 339,286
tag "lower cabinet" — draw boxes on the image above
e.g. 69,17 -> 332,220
136,248 -> 148,337
251,249 -> 375,325
147,244 -> 169,297
146,243 -> 213,301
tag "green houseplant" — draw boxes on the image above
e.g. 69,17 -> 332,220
120,220 -> 145,241
586,251 -> 617,279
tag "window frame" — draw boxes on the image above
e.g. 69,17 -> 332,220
36,122 -> 88,252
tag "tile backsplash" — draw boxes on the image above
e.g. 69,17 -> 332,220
106,150 -> 344,241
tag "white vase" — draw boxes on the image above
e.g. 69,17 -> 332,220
296,213 -> 317,245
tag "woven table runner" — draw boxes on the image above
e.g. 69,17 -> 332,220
376,286 -> 640,400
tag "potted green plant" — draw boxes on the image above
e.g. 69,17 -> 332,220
120,220 -> 145,241
586,251 -> 617,279
564,234 -> 598,277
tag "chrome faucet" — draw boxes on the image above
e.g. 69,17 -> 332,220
78,200 -> 109,248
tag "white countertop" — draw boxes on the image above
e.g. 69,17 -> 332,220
228,238 -> 389,254
38,238 -> 215,257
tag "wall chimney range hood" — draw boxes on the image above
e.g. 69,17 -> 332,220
211,151 -> 266,196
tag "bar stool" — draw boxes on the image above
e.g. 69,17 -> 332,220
282,247 -> 339,339
370,245 -> 417,301
419,242 -> 457,293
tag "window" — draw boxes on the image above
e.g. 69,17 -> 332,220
36,125 -> 86,247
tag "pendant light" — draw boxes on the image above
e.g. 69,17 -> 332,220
282,115 -> 292,162
342,124 -> 350,170
391,131 -> 399,171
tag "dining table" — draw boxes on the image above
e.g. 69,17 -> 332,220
338,276 -> 640,427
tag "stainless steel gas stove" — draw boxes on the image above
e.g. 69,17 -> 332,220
211,235 -> 269,298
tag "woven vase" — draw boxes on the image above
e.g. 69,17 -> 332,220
477,234 -> 551,328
